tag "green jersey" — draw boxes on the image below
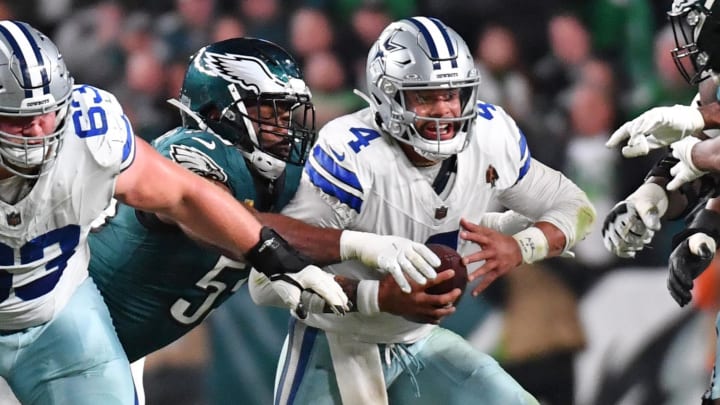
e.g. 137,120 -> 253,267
89,128 -> 300,362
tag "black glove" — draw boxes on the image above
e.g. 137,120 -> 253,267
245,227 -> 312,277
667,232 -> 715,307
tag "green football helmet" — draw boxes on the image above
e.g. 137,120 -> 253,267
171,37 -> 316,180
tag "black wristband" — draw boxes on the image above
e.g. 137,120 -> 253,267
672,208 -> 720,249
245,226 -> 312,277
645,151 -> 678,181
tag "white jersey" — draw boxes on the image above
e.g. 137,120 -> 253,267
0,84 -> 134,329
282,104 -> 537,343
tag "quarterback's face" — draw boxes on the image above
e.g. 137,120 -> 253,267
404,88 -> 462,140
0,112 -> 57,143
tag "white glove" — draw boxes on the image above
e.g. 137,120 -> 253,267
606,105 -> 705,158
667,136 -> 707,191
340,230 -> 440,293
602,183 -> 668,258
269,265 -> 350,318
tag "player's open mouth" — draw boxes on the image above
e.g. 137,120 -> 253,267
423,123 -> 454,140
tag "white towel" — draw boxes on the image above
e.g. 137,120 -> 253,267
326,331 -> 388,405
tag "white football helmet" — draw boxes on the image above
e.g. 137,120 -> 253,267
0,20 -> 74,178
668,0 -> 720,84
363,16 -> 481,161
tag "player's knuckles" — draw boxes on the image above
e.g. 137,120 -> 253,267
460,232 -> 485,244
430,270 -> 455,284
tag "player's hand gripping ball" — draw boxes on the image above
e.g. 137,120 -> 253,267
425,244 -> 468,302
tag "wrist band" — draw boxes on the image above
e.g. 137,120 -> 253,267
356,280 -> 380,315
512,227 -> 549,264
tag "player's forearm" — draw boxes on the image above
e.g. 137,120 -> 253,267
691,136 -> 720,172
120,148 -> 263,255
699,101 -> 720,129
534,221 -> 566,257
501,160 -> 595,252
638,148 -> 718,220
257,212 -> 343,265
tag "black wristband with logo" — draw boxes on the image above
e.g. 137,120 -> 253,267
245,226 -> 312,276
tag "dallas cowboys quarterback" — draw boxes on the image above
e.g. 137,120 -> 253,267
0,20 -> 355,405
250,16 -> 596,405
87,37 -> 458,403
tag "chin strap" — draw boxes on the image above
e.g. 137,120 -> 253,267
167,98 -> 210,132
353,89 -> 373,107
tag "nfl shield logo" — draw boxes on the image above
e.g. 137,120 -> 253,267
435,206 -> 448,219
6,212 -> 20,226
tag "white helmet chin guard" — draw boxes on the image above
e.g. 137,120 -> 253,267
363,16 -> 481,161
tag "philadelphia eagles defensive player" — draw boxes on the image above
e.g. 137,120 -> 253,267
87,38 -> 454,402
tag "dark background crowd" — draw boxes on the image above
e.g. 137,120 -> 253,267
1,1 -> 711,404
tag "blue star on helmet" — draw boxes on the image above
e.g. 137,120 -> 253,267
382,36 -> 405,52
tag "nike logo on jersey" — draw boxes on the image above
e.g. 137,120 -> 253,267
328,145 -> 345,161
192,137 -> 216,150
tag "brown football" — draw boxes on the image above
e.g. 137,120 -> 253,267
425,243 -> 468,298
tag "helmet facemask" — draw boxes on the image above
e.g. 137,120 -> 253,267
384,80 -> 478,161
669,0 -> 720,84
0,106 -> 68,178
364,17 -> 481,162
204,84 -> 316,180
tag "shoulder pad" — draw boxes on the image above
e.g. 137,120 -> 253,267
164,130 -> 233,184
472,102 -> 531,188
69,85 -> 135,169
304,111 -> 390,212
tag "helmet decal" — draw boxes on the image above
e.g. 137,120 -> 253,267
405,17 -> 457,69
199,51 -> 285,94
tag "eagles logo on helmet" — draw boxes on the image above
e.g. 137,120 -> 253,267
168,38 -> 316,181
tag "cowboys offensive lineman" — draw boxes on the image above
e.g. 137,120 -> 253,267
0,21 -> 350,405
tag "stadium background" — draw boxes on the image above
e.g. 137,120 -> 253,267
1,1 -> 713,404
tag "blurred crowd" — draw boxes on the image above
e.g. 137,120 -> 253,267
0,0 -> 709,404
5,1 -> 689,252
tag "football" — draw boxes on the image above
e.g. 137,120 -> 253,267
425,243 -> 468,298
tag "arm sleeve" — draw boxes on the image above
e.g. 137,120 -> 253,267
497,158 -> 596,251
